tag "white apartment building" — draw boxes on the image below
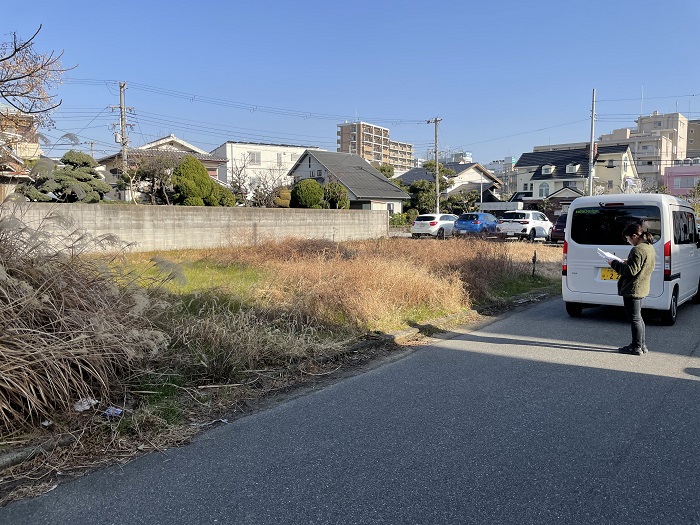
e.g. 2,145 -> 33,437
484,156 -> 517,195
337,121 -> 414,172
210,141 -> 323,198
598,111 -> 687,187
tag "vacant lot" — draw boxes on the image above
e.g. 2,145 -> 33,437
0,234 -> 562,504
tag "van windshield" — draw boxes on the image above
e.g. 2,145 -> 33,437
570,205 -> 661,245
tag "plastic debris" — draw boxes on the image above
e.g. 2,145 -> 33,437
189,418 -> 228,428
102,407 -> 123,418
41,420 -> 54,428
73,398 -> 98,412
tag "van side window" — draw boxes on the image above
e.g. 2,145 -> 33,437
673,211 -> 696,245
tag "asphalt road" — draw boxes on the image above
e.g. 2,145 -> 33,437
3,297 -> 700,524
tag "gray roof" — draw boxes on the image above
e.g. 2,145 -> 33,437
99,149 -> 227,164
515,144 -> 630,181
304,151 -> 409,200
397,162 -> 500,187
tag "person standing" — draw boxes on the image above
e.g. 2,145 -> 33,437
606,222 -> 656,355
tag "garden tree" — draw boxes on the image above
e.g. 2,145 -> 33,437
172,154 -> 236,206
18,149 -> 111,202
251,165 -> 292,207
129,153 -> 178,205
408,179 -> 438,214
376,163 -> 394,179
422,160 -> 455,191
323,181 -> 350,209
273,187 -> 291,208
443,189 -> 479,213
686,180 -> 700,214
0,25 -> 71,131
290,179 -> 324,208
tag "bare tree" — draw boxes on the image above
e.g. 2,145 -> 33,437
0,25 -> 71,131
227,153 -> 253,205
251,165 -> 293,207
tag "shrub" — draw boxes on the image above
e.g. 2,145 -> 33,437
324,182 -> 350,209
274,188 -> 291,208
172,155 -> 215,206
291,179 -> 323,208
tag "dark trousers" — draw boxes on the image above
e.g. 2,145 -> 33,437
623,296 -> 644,350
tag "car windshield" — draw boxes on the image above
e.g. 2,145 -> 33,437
458,214 -> 478,221
415,216 -> 436,222
570,205 -> 661,245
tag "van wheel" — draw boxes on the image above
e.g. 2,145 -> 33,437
565,302 -> 583,317
411,233 -> 420,239
661,288 -> 678,325
528,229 -> 536,242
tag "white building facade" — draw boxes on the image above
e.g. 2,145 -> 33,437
210,141 -> 324,198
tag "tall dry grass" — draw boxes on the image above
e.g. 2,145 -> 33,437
0,199 -> 172,434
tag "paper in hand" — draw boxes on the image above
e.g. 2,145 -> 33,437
597,248 -> 623,263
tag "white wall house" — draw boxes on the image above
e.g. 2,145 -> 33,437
210,141 -> 324,199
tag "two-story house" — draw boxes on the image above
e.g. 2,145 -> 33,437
514,144 -> 640,214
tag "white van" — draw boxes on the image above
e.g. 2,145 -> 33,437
562,193 -> 700,325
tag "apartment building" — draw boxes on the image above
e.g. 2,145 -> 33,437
687,119 -> 700,158
598,111 -> 687,188
336,121 -> 414,173
484,156 -> 517,195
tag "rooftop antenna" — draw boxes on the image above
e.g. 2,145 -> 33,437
640,85 -> 644,118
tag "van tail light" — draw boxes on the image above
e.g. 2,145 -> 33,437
429,221 -> 438,226
562,241 -> 568,275
664,240 -> 671,278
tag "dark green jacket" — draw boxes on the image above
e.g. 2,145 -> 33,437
610,242 -> 656,298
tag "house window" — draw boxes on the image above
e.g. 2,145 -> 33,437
623,160 -> 628,173
690,139 -> 695,145
529,183 -> 534,191
563,181 -> 576,188
248,151 -> 261,165
542,165 -> 553,175
308,157 -> 311,168
538,182 -> 549,197
607,160 -> 614,168
309,171 -> 313,177
290,153 -> 298,162
317,170 -> 322,176
691,129 -> 695,135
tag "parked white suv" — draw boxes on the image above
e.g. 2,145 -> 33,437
496,211 -> 553,241
411,213 -> 458,239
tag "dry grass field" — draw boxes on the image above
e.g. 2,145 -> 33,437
0,229 -> 562,504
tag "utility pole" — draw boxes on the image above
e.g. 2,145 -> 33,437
588,89 -> 596,196
85,141 -> 96,159
427,117 -> 442,213
110,82 -> 134,200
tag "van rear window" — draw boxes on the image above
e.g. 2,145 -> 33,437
570,205 -> 661,245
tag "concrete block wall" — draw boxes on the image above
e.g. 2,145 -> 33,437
7,203 -> 389,252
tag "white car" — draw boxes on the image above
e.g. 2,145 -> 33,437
496,210 -> 553,241
411,213 -> 458,239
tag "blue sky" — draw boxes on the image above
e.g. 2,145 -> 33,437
5,0 -> 700,164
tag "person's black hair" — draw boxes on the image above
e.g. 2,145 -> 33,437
623,222 -> 654,243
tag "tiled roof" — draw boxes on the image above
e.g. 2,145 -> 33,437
515,144 -> 630,180
99,149 -> 227,164
309,151 -> 409,200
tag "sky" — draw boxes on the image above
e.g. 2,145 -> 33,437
4,0 -> 700,164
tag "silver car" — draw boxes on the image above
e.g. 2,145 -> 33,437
411,213 -> 458,239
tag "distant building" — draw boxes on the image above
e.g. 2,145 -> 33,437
686,119 -> 700,158
663,162 -> 700,197
337,121 -> 414,172
484,157 -> 518,195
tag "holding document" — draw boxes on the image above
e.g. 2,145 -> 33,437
604,223 -> 656,356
